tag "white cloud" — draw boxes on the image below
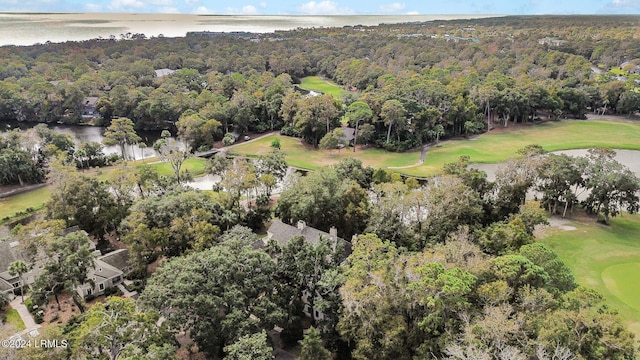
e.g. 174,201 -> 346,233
406,11 -> 419,15
194,5 -> 210,13
225,4 -> 258,14
297,0 -> 352,14
379,2 -> 405,13
108,0 -> 178,11
608,0 -> 640,9
259,1 -> 267,8
85,3 -> 103,11
158,6 -> 180,13
147,0 -> 174,5
109,0 -> 146,10
184,0 -> 198,3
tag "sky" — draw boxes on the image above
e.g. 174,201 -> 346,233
0,0 -> 639,15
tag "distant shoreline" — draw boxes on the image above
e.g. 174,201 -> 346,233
0,13 -> 502,47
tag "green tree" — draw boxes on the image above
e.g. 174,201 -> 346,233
103,117 -> 141,160
582,147 -> 640,224
346,101 -> 373,152
70,297 -> 175,360
299,327 -> 331,360
32,231 -> 96,312
140,241 -> 283,357
380,99 -> 406,144
271,137 -> 281,150
223,331 -> 273,360
45,159 -> 123,238
319,131 -> 339,154
536,153 -> 585,217
153,133 -> 191,184
8,260 -> 28,303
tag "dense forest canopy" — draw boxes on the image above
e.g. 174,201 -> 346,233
0,15 -> 639,153
1,15 -> 640,359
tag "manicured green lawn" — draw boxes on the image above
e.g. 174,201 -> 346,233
231,120 -> 640,177
230,133 -> 420,170
401,120 -> 640,177
299,76 -> 350,99
0,187 -> 48,220
147,158 -> 207,177
540,214 -> 640,338
0,157 -> 208,221
4,307 -> 25,333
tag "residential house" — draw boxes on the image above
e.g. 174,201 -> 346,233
0,230 -> 131,300
78,249 -> 131,298
81,97 -> 99,119
339,127 -> 356,147
155,68 -> 176,78
0,240 -> 46,298
538,37 -> 568,47
262,220 -> 352,321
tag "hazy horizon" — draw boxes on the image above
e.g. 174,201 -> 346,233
0,13 -> 500,46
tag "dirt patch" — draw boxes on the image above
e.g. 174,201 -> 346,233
41,292 -> 82,327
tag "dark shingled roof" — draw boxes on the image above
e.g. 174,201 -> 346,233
341,127 -> 356,142
0,241 -> 18,275
267,220 -> 352,256
98,249 -> 130,272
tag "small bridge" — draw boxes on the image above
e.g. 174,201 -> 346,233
195,148 -> 222,158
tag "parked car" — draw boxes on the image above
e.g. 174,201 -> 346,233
244,136 -> 251,141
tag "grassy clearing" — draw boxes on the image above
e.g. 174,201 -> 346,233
230,133 -> 420,170
0,187 -> 49,220
146,158 -> 207,177
0,157 -> 208,221
231,120 -> 640,177
400,120 -> 640,177
539,214 -> 640,338
0,307 -> 26,338
299,76 -> 350,99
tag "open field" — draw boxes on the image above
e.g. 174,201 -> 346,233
230,133 -> 420,170
401,120 -> 640,176
231,120 -> 640,176
539,214 -> 640,339
0,187 -> 48,220
299,76 -> 350,99
3,119 -> 640,219
0,157 -> 208,222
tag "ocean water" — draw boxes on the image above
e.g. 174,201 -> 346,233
0,13 -> 498,46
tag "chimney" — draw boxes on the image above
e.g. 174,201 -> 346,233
329,227 -> 337,239
297,220 -> 306,230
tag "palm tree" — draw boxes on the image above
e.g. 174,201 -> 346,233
9,260 -> 28,303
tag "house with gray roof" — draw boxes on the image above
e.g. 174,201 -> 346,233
155,68 -> 176,78
0,231 -> 131,300
339,127 -> 356,147
265,220 -> 352,257
81,97 -> 100,119
263,220 -> 352,321
78,249 -> 130,298
0,240 -> 47,299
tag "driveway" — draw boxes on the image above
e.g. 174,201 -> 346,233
9,296 -> 40,335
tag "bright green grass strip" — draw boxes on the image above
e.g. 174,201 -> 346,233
4,308 -> 26,332
299,76 -> 349,99
230,133 -> 420,170
602,263 -> 640,314
540,214 -> 640,338
609,67 -> 627,76
0,187 -> 49,220
0,157 -> 208,220
147,158 -> 207,177
400,120 -> 640,177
